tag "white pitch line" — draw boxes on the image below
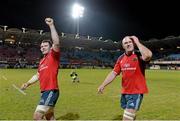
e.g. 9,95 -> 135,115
2,76 -> 7,80
12,84 -> 26,95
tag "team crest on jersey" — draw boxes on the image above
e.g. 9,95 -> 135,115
132,57 -> 138,61
124,63 -> 130,68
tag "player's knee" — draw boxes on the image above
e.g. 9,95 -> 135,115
33,111 -> 44,120
45,112 -> 55,120
123,110 -> 136,120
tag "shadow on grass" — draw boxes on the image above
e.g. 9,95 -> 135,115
56,112 -> 80,120
112,114 -> 123,120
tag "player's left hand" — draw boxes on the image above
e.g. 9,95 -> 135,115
97,85 -> 105,94
45,18 -> 54,26
130,36 -> 140,45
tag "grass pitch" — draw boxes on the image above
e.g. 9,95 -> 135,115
0,69 -> 180,120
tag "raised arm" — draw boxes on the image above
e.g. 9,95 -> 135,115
130,36 -> 152,61
97,71 -> 117,94
45,18 -> 60,52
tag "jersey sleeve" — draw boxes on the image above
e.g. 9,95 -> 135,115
113,58 -> 121,75
51,49 -> 60,60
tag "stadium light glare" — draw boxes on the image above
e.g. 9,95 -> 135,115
99,37 -> 103,41
72,3 -> 84,36
1,25 -> 8,31
0,25 -> 8,31
22,28 -> 26,33
72,3 -> 84,19
160,48 -> 164,50
39,30 -> 43,35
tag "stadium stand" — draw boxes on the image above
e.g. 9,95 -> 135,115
0,25 -> 179,69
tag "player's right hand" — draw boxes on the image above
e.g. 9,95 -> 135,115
21,83 -> 29,90
45,18 -> 54,26
97,85 -> 104,94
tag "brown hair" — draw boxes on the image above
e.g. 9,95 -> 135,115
41,40 -> 52,47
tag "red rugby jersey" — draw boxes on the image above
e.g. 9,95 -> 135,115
38,49 -> 60,91
113,52 -> 148,94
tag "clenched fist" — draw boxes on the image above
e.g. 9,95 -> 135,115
45,18 -> 54,26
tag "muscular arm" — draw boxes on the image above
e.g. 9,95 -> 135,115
45,18 -> 60,52
131,36 -> 152,61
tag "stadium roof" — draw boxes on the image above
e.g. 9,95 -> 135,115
0,27 -> 180,51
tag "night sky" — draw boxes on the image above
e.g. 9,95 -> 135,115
0,0 -> 179,41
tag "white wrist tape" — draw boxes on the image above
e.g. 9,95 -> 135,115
28,75 -> 38,84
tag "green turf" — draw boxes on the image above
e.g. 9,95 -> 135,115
0,69 -> 180,120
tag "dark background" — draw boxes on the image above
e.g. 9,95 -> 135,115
0,0 -> 179,41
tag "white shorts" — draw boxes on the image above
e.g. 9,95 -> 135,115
35,105 -> 54,114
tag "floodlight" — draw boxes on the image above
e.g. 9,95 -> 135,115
72,3 -> 84,19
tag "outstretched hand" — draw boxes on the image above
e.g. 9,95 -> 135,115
21,82 -> 29,90
97,85 -> 105,94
